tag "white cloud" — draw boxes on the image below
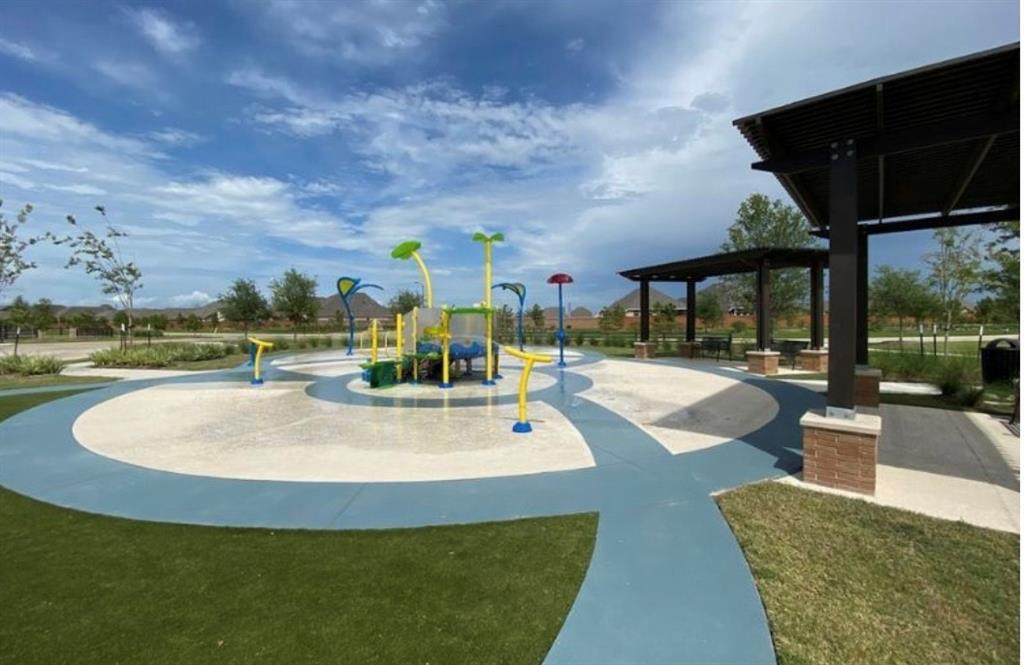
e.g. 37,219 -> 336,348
148,128 -> 204,146
93,60 -> 158,89
566,37 -> 585,52
170,290 -> 215,306
0,37 -> 42,62
43,183 -> 108,196
245,0 -> 447,64
125,8 -> 200,58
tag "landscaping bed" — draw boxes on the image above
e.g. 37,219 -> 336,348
718,482 -> 1019,665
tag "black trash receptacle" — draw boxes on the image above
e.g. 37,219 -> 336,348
980,338 -> 1019,385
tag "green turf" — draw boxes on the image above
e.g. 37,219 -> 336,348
0,374 -> 119,390
0,390 -> 598,665
718,482 -> 1019,665
167,352 -> 250,370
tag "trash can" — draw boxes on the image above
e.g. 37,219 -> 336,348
980,338 -> 1019,385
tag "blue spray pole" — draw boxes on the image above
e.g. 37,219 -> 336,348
546,273 -> 573,368
336,277 -> 382,357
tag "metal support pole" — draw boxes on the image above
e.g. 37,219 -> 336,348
810,259 -> 825,349
856,230 -> 869,365
556,284 -> 566,367
686,280 -> 697,342
756,260 -> 771,350
826,139 -> 859,416
639,279 -> 650,342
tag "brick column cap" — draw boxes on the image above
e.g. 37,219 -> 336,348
799,349 -> 829,356
745,350 -> 780,358
800,409 -> 881,436
855,367 -> 882,378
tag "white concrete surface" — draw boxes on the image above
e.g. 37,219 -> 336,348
965,411 -> 1020,481
575,357 -> 779,455
779,465 -> 1020,534
72,380 -> 594,482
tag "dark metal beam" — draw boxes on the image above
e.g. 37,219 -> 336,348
752,110 -> 1019,175
757,115 -> 823,226
856,231 -> 869,365
876,84 -> 885,223
685,280 -> 696,342
810,207 -> 1020,238
639,279 -> 650,342
810,259 -> 825,349
827,138 -> 859,415
943,135 -> 997,215
756,260 -> 771,350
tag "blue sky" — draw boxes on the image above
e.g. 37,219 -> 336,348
1,0 -> 1018,310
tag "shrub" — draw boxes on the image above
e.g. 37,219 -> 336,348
730,320 -> 749,334
89,343 -> 228,368
271,337 -> 290,351
323,336 -> 334,348
0,354 -> 65,376
309,336 -> 321,348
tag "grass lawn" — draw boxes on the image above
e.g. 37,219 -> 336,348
167,352 -> 250,371
0,374 -> 119,390
0,390 -> 597,664
718,482 -> 1019,665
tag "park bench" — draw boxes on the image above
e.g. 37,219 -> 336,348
697,335 -> 733,361
770,339 -> 810,369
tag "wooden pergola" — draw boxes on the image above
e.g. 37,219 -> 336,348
619,247 -> 829,351
733,42 -> 1019,417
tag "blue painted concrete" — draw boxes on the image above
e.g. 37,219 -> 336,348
0,349 -> 821,664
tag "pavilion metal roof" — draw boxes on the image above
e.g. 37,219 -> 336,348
618,247 -> 828,282
733,42 -> 1020,229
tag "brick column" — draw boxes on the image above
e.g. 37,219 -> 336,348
633,342 -> 658,359
798,349 -> 828,373
678,341 -> 699,358
800,410 -> 881,494
746,350 -> 780,375
855,367 -> 882,408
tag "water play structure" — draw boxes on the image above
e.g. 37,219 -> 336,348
547,272 -> 574,368
247,337 -> 274,385
336,276 -> 383,356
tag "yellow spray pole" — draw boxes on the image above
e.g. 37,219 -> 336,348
440,309 -> 452,388
395,313 -> 404,381
411,306 -> 419,384
504,346 -> 552,433
411,252 -> 433,308
247,337 -> 274,386
473,232 -> 504,386
371,319 -> 379,364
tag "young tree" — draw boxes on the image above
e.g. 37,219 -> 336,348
219,278 -> 270,337
63,207 -> 143,340
387,289 -> 423,315
30,298 -> 56,330
495,304 -> 515,343
719,193 -> 817,320
527,303 -> 546,332
870,267 -> 934,343
694,296 -> 723,333
598,304 -> 626,332
652,301 -> 677,341
926,227 -> 981,351
5,295 -> 31,328
184,313 -> 202,332
979,221 -> 1019,322
270,268 -> 319,339
1,201 -> 51,303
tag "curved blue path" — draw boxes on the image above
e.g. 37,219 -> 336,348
0,351 -> 821,664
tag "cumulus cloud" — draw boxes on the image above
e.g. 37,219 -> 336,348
245,0 -> 447,64
170,290 -> 215,306
125,8 -> 200,58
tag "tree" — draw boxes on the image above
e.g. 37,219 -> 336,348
527,303 -> 546,332
29,298 -> 55,330
1,201 -> 52,303
219,278 -> 270,337
719,193 -> 817,320
270,268 -> 319,339
5,295 -> 30,328
598,304 -> 626,332
62,206 -> 143,339
184,313 -> 202,332
495,304 -> 515,343
694,296 -> 723,333
926,227 -> 981,352
652,301 -> 677,341
979,221 -> 1019,322
870,267 -> 935,342
388,289 -> 423,315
